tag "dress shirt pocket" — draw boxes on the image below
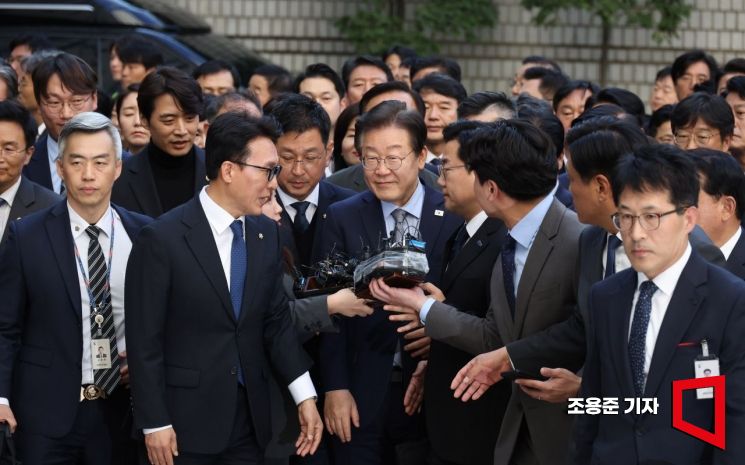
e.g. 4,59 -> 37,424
165,365 -> 200,388
18,345 -> 52,367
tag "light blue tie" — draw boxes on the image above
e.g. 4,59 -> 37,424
229,220 -> 246,385
628,280 -> 658,396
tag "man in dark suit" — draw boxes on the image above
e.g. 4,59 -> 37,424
125,113 -> 322,465
0,99 -> 59,244
0,112 -> 151,465
318,101 -> 460,464
23,53 -> 99,194
690,148 -> 745,280
372,119 -> 584,465
575,144 -> 745,464
112,67 -> 207,217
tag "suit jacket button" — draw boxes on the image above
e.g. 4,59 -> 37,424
230,366 -> 238,375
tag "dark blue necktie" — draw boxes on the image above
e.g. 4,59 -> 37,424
628,280 -> 658,396
229,220 -> 246,385
448,224 -> 469,266
604,235 -> 623,279
292,201 -> 311,234
501,235 -> 517,318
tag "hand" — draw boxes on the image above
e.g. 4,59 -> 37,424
403,327 -> 431,359
295,398 -> 323,456
323,390 -> 359,443
144,427 -> 178,465
0,405 -> 17,433
388,310 -> 422,334
404,361 -> 427,415
420,282 -> 445,302
119,350 -> 129,385
515,368 -> 581,403
369,278 -> 427,311
327,288 -> 374,318
451,347 -> 512,401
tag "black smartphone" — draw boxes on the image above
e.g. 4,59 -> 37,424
500,370 -> 547,381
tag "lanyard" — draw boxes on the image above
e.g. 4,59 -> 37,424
73,209 -> 116,324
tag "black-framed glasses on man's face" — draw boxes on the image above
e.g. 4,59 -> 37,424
437,163 -> 466,180
361,149 -> 415,171
611,207 -> 688,232
233,161 -> 282,181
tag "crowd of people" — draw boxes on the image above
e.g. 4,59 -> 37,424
0,32 -> 744,465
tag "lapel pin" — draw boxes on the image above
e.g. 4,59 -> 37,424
323,213 -> 327,219
258,233 -> 264,240
434,209 -> 444,217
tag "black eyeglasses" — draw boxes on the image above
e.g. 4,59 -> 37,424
611,207 -> 688,232
234,161 -> 282,181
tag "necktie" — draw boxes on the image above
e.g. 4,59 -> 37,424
229,220 -> 247,385
448,224 -> 469,266
60,180 -> 66,196
429,158 -> 443,167
501,235 -> 517,318
628,280 -> 658,397
86,226 -> 120,394
604,235 -> 623,278
392,208 -> 409,244
291,201 -> 311,234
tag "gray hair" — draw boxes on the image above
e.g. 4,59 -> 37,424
0,65 -> 18,99
19,49 -> 62,75
58,112 -> 123,160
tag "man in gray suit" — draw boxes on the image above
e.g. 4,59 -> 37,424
0,99 -> 59,244
371,119 -> 584,465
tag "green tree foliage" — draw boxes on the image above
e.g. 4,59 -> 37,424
335,0 -> 498,54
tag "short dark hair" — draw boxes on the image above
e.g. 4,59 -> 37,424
293,63 -> 345,99
458,91 -> 516,120
412,73 -> 467,103
522,55 -> 562,73
726,75 -> 745,99
590,88 -> 645,126
117,35 -> 163,69
383,45 -> 418,63
0,98 -> 38,147
267,93 -> 331,145
722,58 -> 745,76
32,52 -> 97,104
566,116 -> 650,183
9,34 -> 53,54
442,120 -> 489,162
460,119 -> 557,200
137,67 -> 203,121
671,50 -> 718,84
205,90 -> 262,123
516,94 -> 553,117
552,80 -> 600,112
522,112 -> 565,159
340,56 -> 394,90
115,84 -> 140,117
410,55 -> 462,82
192,60 -> 239,88
655,66 -> 673,82
612,144 -> 700,209
358,80 -> 425,116
331,102 -> 361,171
646,104 -> 675,138
205,113 -> 280,180
354,100 -> 426,155
670,92 -> 734,139
0,66 -> 18,99
690,148 -> 745,220
251,64 -> 293,97
523,67 -> 569,100
571,103 -> 631,128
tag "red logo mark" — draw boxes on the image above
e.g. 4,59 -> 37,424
672,375 -> 725,449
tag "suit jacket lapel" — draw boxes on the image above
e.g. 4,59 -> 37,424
606,270 -> 638,398
45,201 -> 82,321
193,148 -> 207,191
725,228 -> 745,279
419,186 -> 447,259
359,192 -> 387,252
442,218 -> 504,292
3,178 -> 34,243
311,182 -> 335,261
27,134 -> 53,190
240,216 -> 267,324
127,147 -> 163,217
585,226 -> 606,283
182,198 -> 234,321
644,253 -> 707,397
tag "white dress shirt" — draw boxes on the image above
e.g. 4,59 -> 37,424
720,227 -> 742,261
277,184 -> 320,225
465,210 -> 488,241
47,136 -> 63,194
0,177 -> 22,238
629,244 -> 692,390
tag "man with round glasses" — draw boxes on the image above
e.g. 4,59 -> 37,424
670,93 -> 733,152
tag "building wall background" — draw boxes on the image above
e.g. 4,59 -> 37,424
173,0 -> 743,105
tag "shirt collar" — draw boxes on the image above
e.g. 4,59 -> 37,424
0,176 -> 23,206
465,211 -> 488,238
277,183 -> 320,208
381,181 -> 425,220
47,135 -> 58,163
636,243 -> 692,297
720,226 -> 743,261
67,202 -> 114,240
199,186 -> 240,235
509,194 -> 554,248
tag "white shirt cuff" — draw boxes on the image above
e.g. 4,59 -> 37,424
288,371 -> 317,405
419,297 -> 436,325
0,397 -> 8,406
143,425 -> 172,434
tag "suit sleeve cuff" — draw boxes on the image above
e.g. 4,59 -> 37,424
143,425 -> 172,434
288,371 -> 317,405
0,397 -> 8,406
419,297 -> 436,325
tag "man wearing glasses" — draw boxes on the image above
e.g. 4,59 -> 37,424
575,144 -> 745,464
317,100 -> 460,464
670,92 -> 734,152
23,53 -> 98,194
125,113 -> 322,465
